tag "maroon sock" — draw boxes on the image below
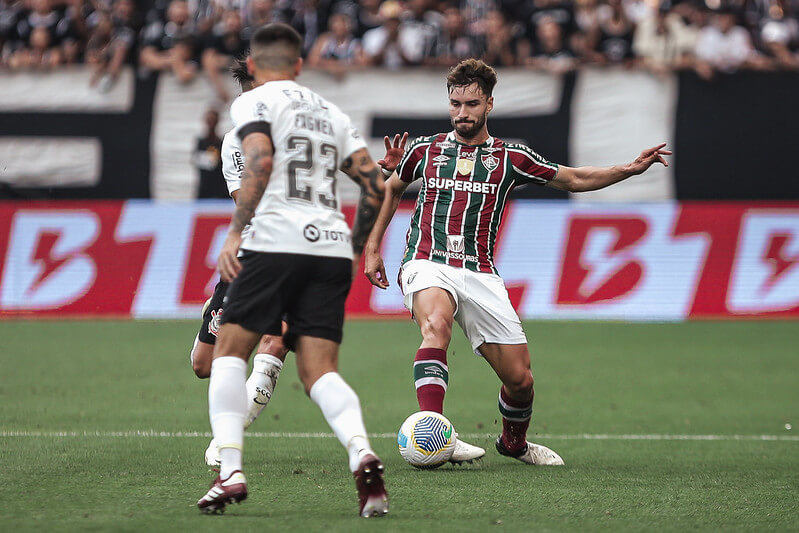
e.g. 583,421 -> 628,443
498,385 -> 534,452
412,348 -> 448,413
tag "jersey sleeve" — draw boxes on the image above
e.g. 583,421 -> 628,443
396,136 -> 429,183
339,116 -> 368,164
506,144 -> 559,185
230,92 -> 272,144
221,132 -> 244,196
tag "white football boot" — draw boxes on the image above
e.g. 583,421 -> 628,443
204,438 -> 221,467
496,437 -> 564,465
448,433 -> 486,464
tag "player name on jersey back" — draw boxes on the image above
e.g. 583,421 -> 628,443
230,80 -> 366,259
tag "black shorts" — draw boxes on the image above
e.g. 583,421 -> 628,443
221,251 -> 352,351
198,280 -> 229,344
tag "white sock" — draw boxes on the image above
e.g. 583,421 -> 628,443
309,372 -> 372,472
208,356 -> 247,479
244,354 -> 283,429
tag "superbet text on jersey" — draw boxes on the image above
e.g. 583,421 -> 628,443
397,132 -> 558,274
230,81 -> 366,259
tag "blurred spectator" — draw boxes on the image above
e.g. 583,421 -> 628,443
399,0 -> 439,64
480,9 -> 526,66
572,0 -> 600,58
348,0 -> 383,37
7,0 -> 78,70
286,0 -> 331,56
139,0 -> 198,82
633,2 -> 697,75
193,107 -> 226,198
85,0 -> 137,91
307,11 -> 365,78
202,8 -> 247,101
243,0 -> 281,35
426,5 -> 480,66
590,0 -> 637,65
758,0 -> 799,69
362,1 -> 411,68
460,0 -> 500,37
522,0 -> 577,52
528,14 -> 578,72
695,7 -> 769,78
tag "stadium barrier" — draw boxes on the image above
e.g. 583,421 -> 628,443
2,68 -> 798,202
1,200 -> 797,320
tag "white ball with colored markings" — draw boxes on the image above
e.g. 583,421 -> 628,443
397,411 -> 456,469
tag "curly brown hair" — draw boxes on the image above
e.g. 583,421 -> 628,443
446,59 -> 497,97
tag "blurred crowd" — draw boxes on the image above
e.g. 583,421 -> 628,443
1,0 -> 798,97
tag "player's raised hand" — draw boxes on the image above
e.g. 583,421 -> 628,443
377,132 -> 409,173
364,247 -> 389,289
218,232 -> 243,282
628,143 -> 672,175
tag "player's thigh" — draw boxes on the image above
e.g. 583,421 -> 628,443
294,336 -> 340,393
222,251 -> 288,339
214,322 -> 262,361
400,260 -> 460,317
285,256 -> 352,352
456,271 -> 527,355
478,342 -> 533,390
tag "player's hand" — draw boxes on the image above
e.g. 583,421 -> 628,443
377,132 -> 408,173
218,232 -> 242,282
364,247 -> 389,289
628,143 -> 672,176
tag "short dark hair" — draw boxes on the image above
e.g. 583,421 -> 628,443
250,23 -> 303,70
231,54 -> 254,90
446,59 -> 497,97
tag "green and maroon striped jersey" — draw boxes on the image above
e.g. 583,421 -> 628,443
397,131 -> 558,274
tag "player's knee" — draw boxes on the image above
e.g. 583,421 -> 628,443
505,370 -> 534,398
258,335 -> 288,360
192,357 -> 211,379
420,313 -> 453,344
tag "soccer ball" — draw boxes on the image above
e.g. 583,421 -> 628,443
397,411 -> 456,469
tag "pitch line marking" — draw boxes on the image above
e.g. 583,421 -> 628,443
0,431 -> 797,442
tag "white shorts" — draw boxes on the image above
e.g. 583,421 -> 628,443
400,259 -> 527,355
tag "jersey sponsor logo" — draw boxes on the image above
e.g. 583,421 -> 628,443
432,154 -> 450,168
303,224 -> 321,242
446,235 -> 465,253
232,151 -> 244,173
481,154 -> 499,172
431,248 -> 479,263
427,177 -> 498,195
436,141 -> 456,150
255,102 -> 268,120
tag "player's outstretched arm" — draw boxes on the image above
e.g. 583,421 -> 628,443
548,143 -> 671,193
363,174 -> 409,289
217,132 -> 274,282
341,148 -> 386,266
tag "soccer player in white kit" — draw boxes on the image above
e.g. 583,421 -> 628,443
197,24 -> 388,517
190,59 -> 289,467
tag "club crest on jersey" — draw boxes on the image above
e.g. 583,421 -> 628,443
456,158 -> 474,175
209,309 -> 222,336
481,154 -> 499,172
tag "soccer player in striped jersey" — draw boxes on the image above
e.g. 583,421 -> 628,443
364,58 -> 670,466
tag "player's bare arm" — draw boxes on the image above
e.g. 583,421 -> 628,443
341,148 -> 386,264
363,132 -> 409,288
218,132 -> 274,282
364,174 -> 409,289
548,143 -> 672,193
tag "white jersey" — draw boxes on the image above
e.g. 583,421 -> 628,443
229,79 -> 366,259
220,130 -> 244,196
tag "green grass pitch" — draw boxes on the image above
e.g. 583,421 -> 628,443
1,319 -> 797,531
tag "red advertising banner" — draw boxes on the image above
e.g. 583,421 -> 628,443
1,200 -> 798,320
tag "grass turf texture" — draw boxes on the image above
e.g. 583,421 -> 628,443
1,320 -> 797,531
